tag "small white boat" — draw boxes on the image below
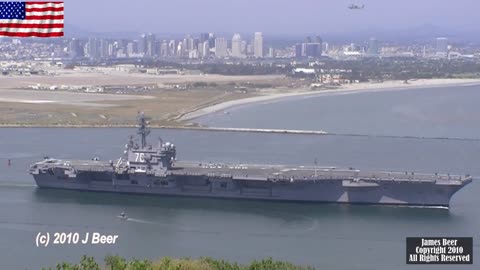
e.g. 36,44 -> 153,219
117,212 -> 128,220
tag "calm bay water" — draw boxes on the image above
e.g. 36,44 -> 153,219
1,85 -> 480,269
198,84 -> 480,139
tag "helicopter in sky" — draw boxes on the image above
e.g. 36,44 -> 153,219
348,4 -> 365,10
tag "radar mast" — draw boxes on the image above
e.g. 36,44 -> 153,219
136,112 -> 151,149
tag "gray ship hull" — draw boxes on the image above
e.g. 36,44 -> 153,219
31,164 -> 470,207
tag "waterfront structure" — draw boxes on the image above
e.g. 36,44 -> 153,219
29,113 -> 472,208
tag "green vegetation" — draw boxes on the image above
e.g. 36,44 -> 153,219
42,255 -> 314,270
306,58 -> 480,81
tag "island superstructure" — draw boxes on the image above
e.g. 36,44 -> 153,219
29,113 -> 472,207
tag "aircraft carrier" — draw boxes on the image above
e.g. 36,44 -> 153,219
29,113 -> 472,207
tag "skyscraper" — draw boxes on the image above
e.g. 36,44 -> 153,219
367,38 -> 379,56
139,34 -> 147,56
254,32 -> 263,58
168,40 -> 176,56
201,41 -> 210,58
99,39 -> 109,58
185,35 -> 194,51
144,33 -> 156,57
126,41 -> 138,57
304,43 -> 321,58
215,37 -> 227,57
68,38 -> 83,59
160,40 -> 168,57
295,35 -> 322,58
295,44 -> 302,58
268,48 -> 275,58
315,35 -> 323,56
208,33 -> 216,48
87,37 -> 100,60
231,33 -> 243,58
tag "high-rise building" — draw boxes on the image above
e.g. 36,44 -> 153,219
145,33 -> 156,57
208,33 -> 216,48
99,39 -> 109,58
168,40 -> 176,56
201,41 -> 210,58
200,33 -> 209,43
268,48 -> 275,58
314,36 -> 323,56
126,41 -> 138,57
436,37 -> 448,55
254,32 -> 263,58
246,42 -> 254,55
241,40 -> 247,53
177,41 -> 184,57
185,35 -> 194,51
193,38 -> 200,51
160,41 -> 168,57
295,44 -> 302,58
304,43 -> 321,57
231,33 -> 243,58
367,38 -> 379,56
322,42 -> 329,54
108,42 -> 116,58
68,38 -> 83,59
139,34 -> 147,55
295,35 -> 322,58
87,37 -> 100,60
215,37 -> 227,57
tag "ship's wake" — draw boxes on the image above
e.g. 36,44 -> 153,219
119,217 -> 157,224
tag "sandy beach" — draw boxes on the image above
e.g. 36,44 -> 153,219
180,78 -> 480,121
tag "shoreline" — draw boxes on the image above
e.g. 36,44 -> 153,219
179,78 -> 480,122
1,78 -> 480,129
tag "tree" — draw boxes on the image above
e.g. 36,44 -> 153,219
105,255 -> 127,270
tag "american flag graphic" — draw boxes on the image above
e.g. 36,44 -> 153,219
0,1 -> 64,37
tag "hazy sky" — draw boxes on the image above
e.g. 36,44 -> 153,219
64,0 -> 478,35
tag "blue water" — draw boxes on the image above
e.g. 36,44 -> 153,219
1,84 -> 480,269
198,85 -> 480,139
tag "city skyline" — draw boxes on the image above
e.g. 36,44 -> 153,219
4,31 -> 468,63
